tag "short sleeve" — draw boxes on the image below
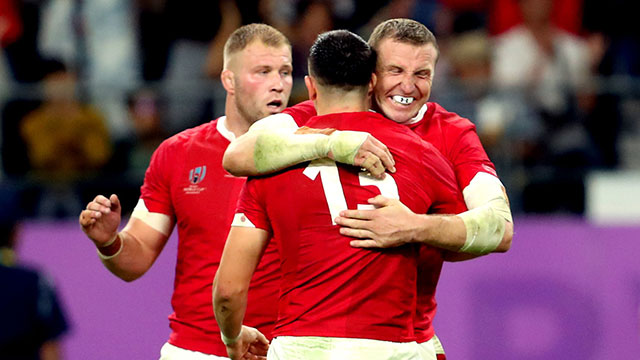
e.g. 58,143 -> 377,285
234,178 -> 272,234
139,140 -> 175,216
449,126 -> 497,191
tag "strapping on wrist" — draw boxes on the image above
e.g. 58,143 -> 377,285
221,328 -> 242,346
97,233 -> 123,260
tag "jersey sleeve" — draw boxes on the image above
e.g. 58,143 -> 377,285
139,139 -> 175,216
234,178 -> 272,234
449,123 -> 498,191
282,100 -> 317,126
419,144 -> 468,215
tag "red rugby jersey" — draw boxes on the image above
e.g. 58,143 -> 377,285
283,101 -> 494,342
236,111 -> 464,342
139,117 -> 280,356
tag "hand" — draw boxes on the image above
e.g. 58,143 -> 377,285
79,194 -> 122,247
335,195 -> 419,248
328,131 -> 395,179
225,326 -> 269,360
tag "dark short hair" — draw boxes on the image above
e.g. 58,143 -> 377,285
368,18 -> 438,54
308,30 -> 376,91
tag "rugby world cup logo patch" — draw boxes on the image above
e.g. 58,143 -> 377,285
189,166 -> 207,185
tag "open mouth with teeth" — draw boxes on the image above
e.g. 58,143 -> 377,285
392,95 -> 414,105
267,100 -> 283,110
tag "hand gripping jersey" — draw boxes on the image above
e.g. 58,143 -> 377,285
282,100 -> 496,343
236,112 -> 465,342
139,117 -> 281,356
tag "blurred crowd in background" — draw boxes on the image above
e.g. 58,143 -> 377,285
1,0 -> 639,220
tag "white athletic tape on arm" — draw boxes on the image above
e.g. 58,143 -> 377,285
254,130 -> 330,173
327,130 -> 368,164
457,172 -> 513,254
462,172 -> 513,222
254,129 -> 369,173
130,199 -> 172,236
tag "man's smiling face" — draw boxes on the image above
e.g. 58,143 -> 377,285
372,39 -> 438,123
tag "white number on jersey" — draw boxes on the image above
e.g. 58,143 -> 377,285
303,159 -> 398,225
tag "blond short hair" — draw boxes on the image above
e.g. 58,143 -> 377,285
223,23 -> 291,68
368,18 -> 438,54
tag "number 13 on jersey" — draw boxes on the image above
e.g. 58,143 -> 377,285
303,159 -> 399,225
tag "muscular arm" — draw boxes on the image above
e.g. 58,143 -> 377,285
223,114 -> 395,179
79,194 -> 173,282
213,226 -> 270,359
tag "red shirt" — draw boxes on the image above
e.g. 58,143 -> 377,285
283,101 -> 494,342
139,117 -> 280,356
236,112 -> 464,342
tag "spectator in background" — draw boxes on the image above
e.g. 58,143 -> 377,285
582,0 -> 640,168
20,60 -> 111,180
0,192 -> 70,359
491,0 -> 597,213
287,0 -> 336,103
20,60 -> 111,217
136,0 -> 242,133
108,88 -> 167,181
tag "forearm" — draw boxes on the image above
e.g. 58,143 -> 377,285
412,214 -> 467,252
213,285 -> 248,341
99,230 -> 159,282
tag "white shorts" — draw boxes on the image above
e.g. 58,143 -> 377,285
417,337 -> 437,360
159,342 -> 229,360
268,336 -> 421,360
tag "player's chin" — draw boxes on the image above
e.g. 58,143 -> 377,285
383,106 -> 417,123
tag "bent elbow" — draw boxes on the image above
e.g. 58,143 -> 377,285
496,220 -> 514,253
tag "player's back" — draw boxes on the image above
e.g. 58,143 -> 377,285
244,111 -> 461,343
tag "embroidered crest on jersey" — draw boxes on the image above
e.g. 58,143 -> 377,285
184,166 -> 208,194
189,166 -> 207,184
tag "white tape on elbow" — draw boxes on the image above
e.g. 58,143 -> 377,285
458,172 -> 513,254
254,130 -> 330,173
463,172 -> 513,223
327,130 -> 368,165
458,203 -> 506,254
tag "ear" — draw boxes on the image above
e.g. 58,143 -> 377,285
368,73 -> 377,96
304,75 -> 318,101
221,69 -> 235,94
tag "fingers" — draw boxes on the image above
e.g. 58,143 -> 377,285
349,239 -> 379,248
367,195 -> 393,207
79,209 -> 98,227
359,154 -> 385,179
109,194 -> 121,211
336,209 -> 374,221
339,226 -> 374,239
366,136 -> 395,173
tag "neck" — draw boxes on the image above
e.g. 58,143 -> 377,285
224,96 -> 252,137
315,91 -> 369,116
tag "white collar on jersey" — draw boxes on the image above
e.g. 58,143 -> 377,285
405,103 -> 428,125
216,116 -> 236,142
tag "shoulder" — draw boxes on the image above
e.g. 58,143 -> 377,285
282,100 -> 317,126
426,102 -> 476,132
157,120 -> 219,151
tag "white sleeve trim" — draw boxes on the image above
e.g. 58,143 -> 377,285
130,199 -> 173,236
231,213 -> 256,228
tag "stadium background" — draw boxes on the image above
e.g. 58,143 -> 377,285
2,0 -> 639,358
